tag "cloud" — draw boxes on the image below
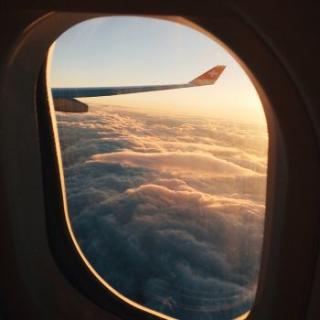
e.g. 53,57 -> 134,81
91,150 -> 259,177
73,181 -> 263,319
56,104 -> 268,319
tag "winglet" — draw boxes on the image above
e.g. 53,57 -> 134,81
190,65 -> 226,86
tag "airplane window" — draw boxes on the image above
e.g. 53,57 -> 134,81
49,16 -> 268,320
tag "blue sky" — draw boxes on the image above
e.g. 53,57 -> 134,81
50,16 -> 266,124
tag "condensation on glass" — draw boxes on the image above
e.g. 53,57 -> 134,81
49,16 -> 268,320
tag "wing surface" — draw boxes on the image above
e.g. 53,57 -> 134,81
52,65 -> 226,99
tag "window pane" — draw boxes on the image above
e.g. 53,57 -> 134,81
50,16 -> 268,320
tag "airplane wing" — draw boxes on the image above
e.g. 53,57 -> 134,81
51,65 -> 225,112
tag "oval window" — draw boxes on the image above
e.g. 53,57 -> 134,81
50,16 -> 268,320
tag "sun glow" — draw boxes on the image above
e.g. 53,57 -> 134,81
51,16 -> 266,124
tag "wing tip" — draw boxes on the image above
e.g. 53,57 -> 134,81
190,65 -> 226,86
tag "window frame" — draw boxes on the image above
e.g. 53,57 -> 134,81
37,14 -> 280,320
1,6 -> 319,320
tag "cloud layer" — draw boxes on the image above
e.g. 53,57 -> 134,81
91,150 -> 259,177
57,105 -> 268,319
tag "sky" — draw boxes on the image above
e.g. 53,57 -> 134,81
50,16 -> 266,124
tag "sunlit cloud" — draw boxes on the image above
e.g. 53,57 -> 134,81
91,150 -> 259,177
55,104 -> 267,320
